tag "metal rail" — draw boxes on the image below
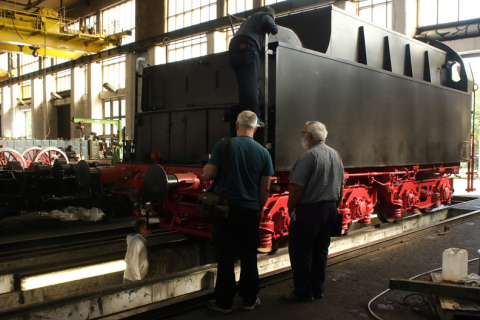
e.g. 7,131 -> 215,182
1,198 -> 479,319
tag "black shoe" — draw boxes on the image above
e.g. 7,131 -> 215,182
314,293 -> 324,299
281,291 -> 313,302
207,300 -> 232,314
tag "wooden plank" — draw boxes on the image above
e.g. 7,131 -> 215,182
390,278 -> 480,300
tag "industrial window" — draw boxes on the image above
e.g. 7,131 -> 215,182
103,98 -> 126,136
54,57 -> 70,66
358,0 -> 392,29
102,0 -> 136,44
225,26 -> 239,51
20,54 -> 39,76
21,80 -> 31,99
227,0 -> 252,14
84,14 -> 97,33
67,21 -> 80,32
418,0 -> 480,27
264,0 -> 287,5
102,55 -> 126,91
168,35 -> 207,63
167,0 -> 217,32
56,69 -> 71,92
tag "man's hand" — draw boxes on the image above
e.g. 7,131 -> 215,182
287,183 -> 305,215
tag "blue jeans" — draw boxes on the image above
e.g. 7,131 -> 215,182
229,44 -> 261,117
288,201 -> 337,298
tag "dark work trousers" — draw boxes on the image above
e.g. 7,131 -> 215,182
288,201 -> 337,298
213,204 -> 260,309
229,44 -> 261,117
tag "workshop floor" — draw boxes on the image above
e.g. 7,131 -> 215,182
169,210 -> 480,320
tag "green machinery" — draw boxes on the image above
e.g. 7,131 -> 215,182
71,117 -> 123,164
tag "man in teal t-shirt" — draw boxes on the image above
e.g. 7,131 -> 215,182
203,111 -> 274,313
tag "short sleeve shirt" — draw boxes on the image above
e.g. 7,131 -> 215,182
289,141 -> 344,204
208,136 -> 274,210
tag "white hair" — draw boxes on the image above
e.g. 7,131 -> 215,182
237,111 -> 257,129
305,121 -> 328,141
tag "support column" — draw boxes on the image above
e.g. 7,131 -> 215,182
87,62 -> 103,135
32,77 -> 44,139
334,0 -> 357,15
217,0 -> 226,18
392,0 -> 417,37
44,74 -> 55,139
1,86 -> 11,137
10,84 -> 20,138
71,65 -> 87,139
253,0 -> 262,9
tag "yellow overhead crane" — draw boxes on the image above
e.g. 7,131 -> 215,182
0,7 -> 130,60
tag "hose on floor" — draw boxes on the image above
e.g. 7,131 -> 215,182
367,257 -> 480,320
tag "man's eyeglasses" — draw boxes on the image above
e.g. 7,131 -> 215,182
301,131 -> 309,135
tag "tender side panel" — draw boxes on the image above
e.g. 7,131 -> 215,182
274,45 -> 471,170
142,52 -> 237,111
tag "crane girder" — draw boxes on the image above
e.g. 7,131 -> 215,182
0,7 -> 130,59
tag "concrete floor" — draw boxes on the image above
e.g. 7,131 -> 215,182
169,215 -> 480,320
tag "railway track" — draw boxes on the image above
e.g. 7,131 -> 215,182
0,196 -> 478,319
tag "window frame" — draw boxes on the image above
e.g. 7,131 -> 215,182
103,97 -> 126,138
417,0 -> 480,27
357,0 -> 392,29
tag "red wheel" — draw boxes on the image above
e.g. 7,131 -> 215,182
33,147 -> 69,166
21,146 -> 42,167
0,147 -> 27,169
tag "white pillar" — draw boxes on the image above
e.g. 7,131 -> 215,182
392,0 -> 417,37
334,0 -> 357,15
1,86 -> 12,137
71,65 -> 87,139
44,74 -> 56,139
10,84 -> 20,138
125,52 -> 135,139
87,62 -> 103,135
32,77 -> 44,139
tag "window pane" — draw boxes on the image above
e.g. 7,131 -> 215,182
121,100 -> 126,115
113,100 -> 119,117
121,118 -> 126,130
373,0 -> 386,4
460,0 -> 480,21
105,124 -> 111,135
105,101 -> 111,117
372,4 -> 387,28
418,0 -> 438,26
359,8 -> 372,21
438,0 -> 459,24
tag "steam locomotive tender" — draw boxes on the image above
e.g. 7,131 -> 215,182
1,6 -> 472,251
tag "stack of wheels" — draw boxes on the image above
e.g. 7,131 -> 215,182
0,146 -> 69,169
0,147 -> 27,168
31,147 -> 69,166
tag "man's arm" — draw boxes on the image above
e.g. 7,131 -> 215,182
259,176 -> 272,210
261,14 -> 278,35
287,183 -> 305,215
337,181 -> 344,209
203,164 -> 218,181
